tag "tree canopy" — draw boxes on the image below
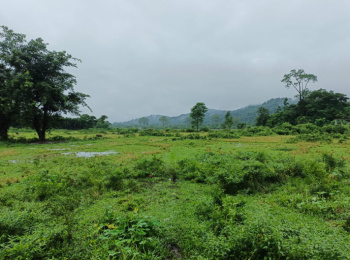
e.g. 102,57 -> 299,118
281,69 -> 317,102
190,102 -> 208,131
0,26 -> 89,141
159,116 -> 169,126
266,89 -> 350,127
138,117 -> 149,128
255,107 -> 270,126
222,111 -> 234,130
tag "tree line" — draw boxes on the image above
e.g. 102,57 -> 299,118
0,26 -> 89,141
2,26 -> 348,140
59,114 -> 111,130
256,69 -> 350,127
186,70 -> 350,131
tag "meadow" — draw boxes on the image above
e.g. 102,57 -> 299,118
1,127 -> 350,259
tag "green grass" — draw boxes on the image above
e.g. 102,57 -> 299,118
1,128 -> 350,259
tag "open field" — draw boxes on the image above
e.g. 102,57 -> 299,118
1,128 -> 350,259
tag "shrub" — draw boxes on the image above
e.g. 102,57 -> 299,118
95,212 -> 161,258
208,131 -> 241,139
134,156 -> 165,178
323,125 -> 348,134
104,170 -> 124,190
322,153 -> 346,173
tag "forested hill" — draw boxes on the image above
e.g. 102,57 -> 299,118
230,97 -> 296,125
113,97 -> 296,127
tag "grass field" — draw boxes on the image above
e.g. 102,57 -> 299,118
1,128 -> 350,259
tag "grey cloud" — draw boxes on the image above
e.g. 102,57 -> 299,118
1,0 -> 350,122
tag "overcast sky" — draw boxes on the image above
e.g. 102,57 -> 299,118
1,0 -> 350,122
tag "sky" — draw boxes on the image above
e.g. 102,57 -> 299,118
1,0 -> 350,122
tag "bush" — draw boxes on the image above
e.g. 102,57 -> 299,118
104,170 -> 124,190
208,131 -> 241,139
287,133 -> 332,143
323,125 -> 348,134
177,152 -> 285,194
295,123 -> 320,134
134,156 -> 165,178
95,211 -> 162,258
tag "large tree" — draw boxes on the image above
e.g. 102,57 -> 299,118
96,115 -> 110,129
210,114 -> 222,128
303,89 -> 350,123
138,117 -> 149,128
0,63 -> 13,140
0,26 -> 90,141
255,107 -> 270,126
159,115 -> 169,127
190,102 -> 208,131
281,69 -> 317,102
268,89 -> 350,126
221,111 -> 234,130
0,26 -> 28,140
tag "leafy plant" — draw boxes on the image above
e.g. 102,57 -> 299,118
96,213 -> 161,258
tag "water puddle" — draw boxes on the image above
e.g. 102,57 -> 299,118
8,159 -> 34,164
8,160 -> 20,164
62,150 -> 118,158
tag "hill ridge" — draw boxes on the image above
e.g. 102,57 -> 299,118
113,97 -> 296,127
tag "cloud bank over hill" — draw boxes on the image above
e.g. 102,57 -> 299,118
2,0 -> 350,121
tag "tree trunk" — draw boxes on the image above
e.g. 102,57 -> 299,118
33,114 -> 46,142
298,99 -> 307,117
40,108 -> 48,142
0,127 -> 9,141
33,107 -> 48,142
0,114 -> 10,141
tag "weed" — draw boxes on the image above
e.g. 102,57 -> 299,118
96,212 -> 161,258
134,155 -> 165,178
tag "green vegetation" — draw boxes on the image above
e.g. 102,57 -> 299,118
0,26 -> 89,141
267,89 -> 350,127
1,127 -> 350,259
60,114 -> 111,130
159,116 -> 169,127
221,111 -> 235,130
112,98 -> 292,128
190,102 -> 208,131
281,69 -> 318,102
2,25 -> 350,258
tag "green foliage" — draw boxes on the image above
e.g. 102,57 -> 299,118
138,117 -> 149,128
281,69 -> 318,101
269,88 -> 350,128
1,129 -> 350,259
322,153 -> 346,173
95,211 -> 161,258
190,102 -> 208,131
255,107 -> 270,126
104,170 -> 124,191
134,156 -> 165,178
0,26 -> 90,141
287,133 -> 333,143
159,115 -> 169,126
221,111 -> 234,130
173,133 -> 207,141
208,131 -> 241,139
240,126 -> 274,136
177,152 -> 285,194
139,129 -> 173,137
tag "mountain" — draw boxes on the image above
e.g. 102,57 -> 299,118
112,97 -> 296,127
